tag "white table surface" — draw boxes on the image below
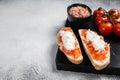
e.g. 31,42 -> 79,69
0,0 -> 120,80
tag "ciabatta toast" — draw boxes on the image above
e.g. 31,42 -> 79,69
79,29 -> 110,70
57,27 -> 83,64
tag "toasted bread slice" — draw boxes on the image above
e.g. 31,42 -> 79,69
78,29 -> 110,70
57,27 -> 83,64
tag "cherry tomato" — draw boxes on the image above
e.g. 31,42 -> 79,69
93,7 -> 106,17
98,21 -> 113,35
119,12 -> 120,16
114,23 -> 120,37
95,14 -> 109,26
108,8 -> 119,16
111,15 -> 120,23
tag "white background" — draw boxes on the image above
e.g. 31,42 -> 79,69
0,0 -> 120,80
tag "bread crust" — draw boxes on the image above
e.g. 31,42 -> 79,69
56,27 -> 83,64
78,29 -> 110,70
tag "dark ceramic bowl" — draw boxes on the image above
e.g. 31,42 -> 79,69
67,3 -> 92,25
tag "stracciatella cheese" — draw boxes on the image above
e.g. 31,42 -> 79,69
86,30 -> 105,50
60,30 -> 75,50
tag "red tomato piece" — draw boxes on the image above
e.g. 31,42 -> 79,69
108,8 -> 119,16
94,7 -> 106,17
114,23 -> 120,37
95,14 -> 109,26
111,15 -> 120,23
98,21 -> 113,35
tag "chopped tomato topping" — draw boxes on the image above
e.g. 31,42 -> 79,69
62,46 -> 67,52
59,36 -> 62,43
105,44 -> 109,51
60,37 -> 81,58
72,48 -> 81,58
81,29 -> 108,60
61,44 -> 81,58
81,29 -> 87,37
88,41 -> 108,60
67,48 -> 81,58
61,27 -> 72,32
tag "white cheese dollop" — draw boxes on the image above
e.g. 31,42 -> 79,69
86,30 -> 105,50
60,30 -> 75,50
